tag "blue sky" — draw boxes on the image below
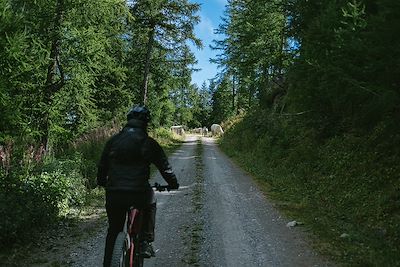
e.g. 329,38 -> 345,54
189,0 -> 227,88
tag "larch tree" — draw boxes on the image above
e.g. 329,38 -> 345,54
127,0 -> 202,105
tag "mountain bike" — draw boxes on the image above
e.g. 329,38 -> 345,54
110,183 -> 171,267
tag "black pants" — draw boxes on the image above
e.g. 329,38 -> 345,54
103,190 -> 156,267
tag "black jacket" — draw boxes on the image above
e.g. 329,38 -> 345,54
97,119 -> 178,192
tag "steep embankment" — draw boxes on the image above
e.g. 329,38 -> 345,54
220,111 -> 400,266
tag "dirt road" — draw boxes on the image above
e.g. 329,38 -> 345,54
67,135 -> 331,266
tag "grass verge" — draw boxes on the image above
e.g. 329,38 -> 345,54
220,111 -> 400,267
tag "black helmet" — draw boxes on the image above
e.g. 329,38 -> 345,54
127,105 -> 151,122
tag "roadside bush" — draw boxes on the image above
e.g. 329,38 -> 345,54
150,127 -> 182,148
40,156 -> 87,210
74,141 -> 107,188
221,112 -> 245,132
0,160 -> 86,247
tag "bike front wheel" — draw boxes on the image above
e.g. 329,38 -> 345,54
111,232 -> 129,267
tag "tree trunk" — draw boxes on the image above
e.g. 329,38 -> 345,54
232,74 -> 236,112
141,26 -> 155,105
42,0 -> 65,153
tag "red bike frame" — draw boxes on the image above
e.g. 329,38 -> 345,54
127,208 -> 143,267
111,183 -> 170,267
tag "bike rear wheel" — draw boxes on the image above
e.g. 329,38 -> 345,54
111,232 -> 129,267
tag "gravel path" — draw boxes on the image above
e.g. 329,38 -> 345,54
199,137 -> 330,267
34,135 -> 332,266
69,217 -> 107,267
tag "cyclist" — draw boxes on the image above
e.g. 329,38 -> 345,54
97,105 -> 179,267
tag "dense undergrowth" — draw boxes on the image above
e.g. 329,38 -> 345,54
0,126 -> 181,250
220,110 -> 400,266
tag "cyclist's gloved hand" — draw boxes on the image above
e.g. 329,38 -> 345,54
169,181 -> 179,190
